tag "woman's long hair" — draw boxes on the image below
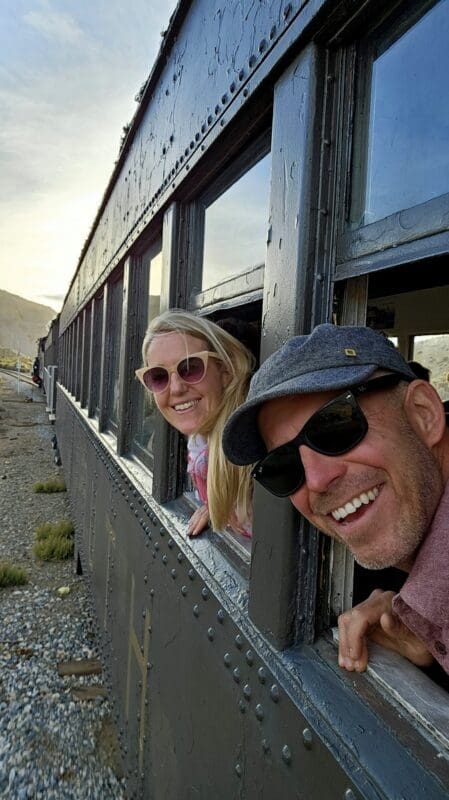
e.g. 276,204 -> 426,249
141,309 -> 256,532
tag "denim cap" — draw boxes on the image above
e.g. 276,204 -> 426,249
222,323 -> 416,465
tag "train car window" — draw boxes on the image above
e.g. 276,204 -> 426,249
75,316 -> 82,402
132,244 -> 162,467
413,334 -> 449,402
350,0 -> 449,228
81,304 -> 91,409
201,150 -> 271,290
105,273 -> 124,433
90,293 -> 103,418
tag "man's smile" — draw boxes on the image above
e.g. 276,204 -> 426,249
330,485 -> 380,522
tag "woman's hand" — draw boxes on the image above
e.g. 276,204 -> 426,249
187,504 -> 210,537
338,589 -> 433,672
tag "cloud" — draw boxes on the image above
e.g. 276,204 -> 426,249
23,8 -> 85,46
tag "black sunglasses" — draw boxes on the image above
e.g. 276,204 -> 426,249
251,373 -> 411,498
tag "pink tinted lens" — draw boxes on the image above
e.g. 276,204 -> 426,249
177,356 -> 205,383
145,367 -> 169,392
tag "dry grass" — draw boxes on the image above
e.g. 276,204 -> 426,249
34,478 -> 66,493
34,519 -> 74,561
0,561 -> 28,588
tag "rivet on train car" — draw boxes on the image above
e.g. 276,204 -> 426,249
245,650 -> 254,666
235,764 -> 242,778
195,132 -> 200,141
201,587 -> 209,600
214,104 -> 220,115
169,134 -> 174,143
235,634 -> 243,650
262,739 -> 270,754
257,667 -> 266,684
150,589 -> 154,596
238,68 -> 245,81
134,510 -> 139,518
144,575 -> 148,583
344,790 -> 356,800
243,684 -> 251,700
201,123 -> 206,133
269,24 -> 277,39
232,667 -> 241,683
243,88 -> 249,98
188,568 -> 195,580
180,155 -> 184,163
154,542 -> 160,550
190,140 -> 195,149
283,3 -> 292,20
255,704 -> 264,721
302,728 -> 313,749
223,653 -> 231,667
162,146 -> 166,155
207,114 -> 213,124
201,145 -> 205,152
239,700 -> 246,714
217,609 -> 226,623
259,38 -> 267,53
170,569 -> 177,579
220,119 -> 225,127
167,539 -> 174,549
181,585 -> 187,596
207,627 -> 215,641
221,93 -> 228,104
270,685 -> 280,703
148,624 -> 152,633
249,54 -> 257,68
177,552 -> 184,563
319,208 -> 328,216
281,745 -> 292,765
130,502 -> 134,510
133,489 -> 138,498
162,555 -> 168,564
229,81 -> 236,93
193,604 -> 200,617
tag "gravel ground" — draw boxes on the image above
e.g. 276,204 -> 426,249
0,372 -> 127,800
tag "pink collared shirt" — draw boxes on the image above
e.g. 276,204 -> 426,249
392,481 -> 449,673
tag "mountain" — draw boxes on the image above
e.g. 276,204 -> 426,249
0,290 -> 56,357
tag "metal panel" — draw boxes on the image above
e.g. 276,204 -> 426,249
55,389 -> 449,799
60,0 -> 332,331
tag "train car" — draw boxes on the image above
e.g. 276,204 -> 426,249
53,0 -> 449,797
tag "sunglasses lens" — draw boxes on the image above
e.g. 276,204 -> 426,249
145,367 -> 169,393
177,356 -> 206,384
305,396 -> 367,454
253,447 -> 305,497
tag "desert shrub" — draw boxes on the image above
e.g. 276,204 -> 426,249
0,561 -> 28,588
34,519 -> 74,561
34,478 -> 66,493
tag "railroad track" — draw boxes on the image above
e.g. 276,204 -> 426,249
0,367 -> 38,387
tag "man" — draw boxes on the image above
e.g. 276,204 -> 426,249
222,324 -> 449,674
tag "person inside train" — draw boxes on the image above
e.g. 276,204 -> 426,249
222,324 -> 449,675
136,309 -> 256,537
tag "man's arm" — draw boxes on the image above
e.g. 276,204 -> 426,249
338,589 -> 433,672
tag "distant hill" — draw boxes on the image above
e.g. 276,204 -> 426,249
0,290 -> 56,357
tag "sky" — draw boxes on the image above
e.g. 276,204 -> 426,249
0,0 -> 177,312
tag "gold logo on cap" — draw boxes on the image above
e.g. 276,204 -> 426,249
344,348 -> 357,356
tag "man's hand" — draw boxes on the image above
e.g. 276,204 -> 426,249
338,589 -> 433,672
187,504 -> 210,537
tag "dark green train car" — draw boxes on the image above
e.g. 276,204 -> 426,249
54,0 -> 449,796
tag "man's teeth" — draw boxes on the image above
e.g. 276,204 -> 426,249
331,487 -> 379,521
174,400 -> 199,411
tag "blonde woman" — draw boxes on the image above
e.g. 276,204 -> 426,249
136,310 -> 256,537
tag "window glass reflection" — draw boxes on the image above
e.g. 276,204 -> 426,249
107,276 -> 123,428
202,154 -> 270,288
354,0 -> 449,226
413,334 -> 449,402
134,250 -> 162,457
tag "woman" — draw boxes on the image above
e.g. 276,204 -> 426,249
136,309 -> 256,537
